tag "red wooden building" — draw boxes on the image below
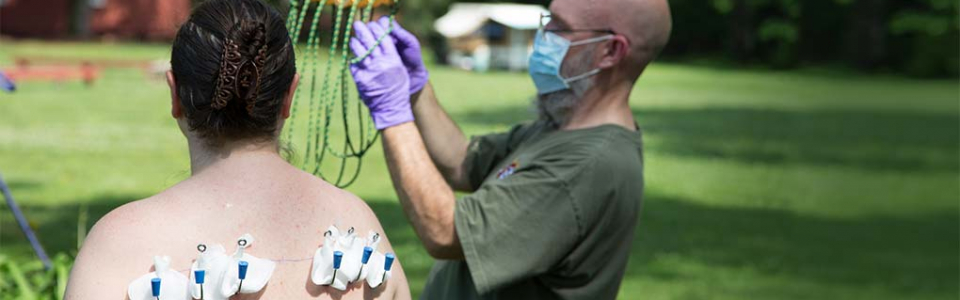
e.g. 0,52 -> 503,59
0,0 -> 191,40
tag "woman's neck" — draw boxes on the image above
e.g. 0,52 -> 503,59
187,138 -> 285,176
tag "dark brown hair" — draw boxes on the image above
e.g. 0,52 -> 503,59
171,0 -> 295,144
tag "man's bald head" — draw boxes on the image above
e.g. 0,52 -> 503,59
551,0 -> 672,80
610,0 -> 672,69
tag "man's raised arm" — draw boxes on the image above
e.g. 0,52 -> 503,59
409,83 -> 472,191
349,19 -> 464,259
382,17 -> 473,191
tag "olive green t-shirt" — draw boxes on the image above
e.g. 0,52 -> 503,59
421,121 -> 645,300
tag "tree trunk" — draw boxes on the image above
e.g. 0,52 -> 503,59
72,0 -> 91,38
845,0 -> 887,69
729,0 -> 756,63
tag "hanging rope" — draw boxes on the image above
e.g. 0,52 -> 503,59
284,0 -> 399,187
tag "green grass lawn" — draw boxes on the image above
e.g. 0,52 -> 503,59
1,41 -> 958,299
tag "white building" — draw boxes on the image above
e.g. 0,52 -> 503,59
434,3 -> 547,72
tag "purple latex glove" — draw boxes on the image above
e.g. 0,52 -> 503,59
376,17 -> 428,94
350,21 -> 412,130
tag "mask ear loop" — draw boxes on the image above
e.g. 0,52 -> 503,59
562,35 -> 615,84
563,68 -> 602,83
569,34 -> 615,46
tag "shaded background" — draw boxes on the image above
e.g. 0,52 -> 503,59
390,0 -> 960,78
0,0 -> 958,299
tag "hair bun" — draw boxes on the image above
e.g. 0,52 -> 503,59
171,0 -> 296,143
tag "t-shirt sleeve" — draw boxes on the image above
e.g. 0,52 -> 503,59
462,123 -> 543,190
454,164 -> 582,294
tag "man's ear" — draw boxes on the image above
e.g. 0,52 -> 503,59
281,73 -> 301,119
166,71 -> 184,118
597,36 -> 630,69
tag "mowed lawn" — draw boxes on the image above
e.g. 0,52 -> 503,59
1,41 -> 958,299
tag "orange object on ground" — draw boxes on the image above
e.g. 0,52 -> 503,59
3,60 -> 100,86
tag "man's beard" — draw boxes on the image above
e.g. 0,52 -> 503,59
535,48 -> 596,127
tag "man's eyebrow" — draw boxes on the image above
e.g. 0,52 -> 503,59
550,11 -> 571,27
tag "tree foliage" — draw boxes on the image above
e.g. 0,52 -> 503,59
662,0 -> 959,76
405,0 -> 957,77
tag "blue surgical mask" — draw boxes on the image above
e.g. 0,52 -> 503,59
529,30 -> 614,95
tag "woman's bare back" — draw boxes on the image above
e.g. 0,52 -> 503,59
65,154 -> 410,299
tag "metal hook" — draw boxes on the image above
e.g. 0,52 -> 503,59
356,246 -> 373,279
237,238 -> 248,247
194,270 -> 206,300
378,253 -> 395,289
368,252 -> 395,290
325,251 -> 344,286
196,244 -> 207,253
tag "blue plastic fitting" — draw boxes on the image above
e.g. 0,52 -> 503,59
384,253 -> 395,272
333,251 -> 344,269
150,277 -> 161,297
238,261 -> 249,280
194,270 -> 205,284
362,247 -> 373,264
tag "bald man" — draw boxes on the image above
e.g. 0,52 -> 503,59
347,0 -> 671,298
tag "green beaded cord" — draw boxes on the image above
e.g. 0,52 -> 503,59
305,1 -> 329,167
285,0 -> 400,187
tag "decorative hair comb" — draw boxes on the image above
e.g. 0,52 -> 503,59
211,24 -> 269,115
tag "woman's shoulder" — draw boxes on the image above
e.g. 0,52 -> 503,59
64,194 -> 173,299
81,194 -> 169,248
80,193 -> 181,246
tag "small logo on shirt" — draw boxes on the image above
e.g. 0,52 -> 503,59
496,160 -> 519,179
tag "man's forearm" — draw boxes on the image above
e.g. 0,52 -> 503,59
411,83 -> 473,191
382,122 -> 464,260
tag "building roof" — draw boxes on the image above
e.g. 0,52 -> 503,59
434,3 -> 548,38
